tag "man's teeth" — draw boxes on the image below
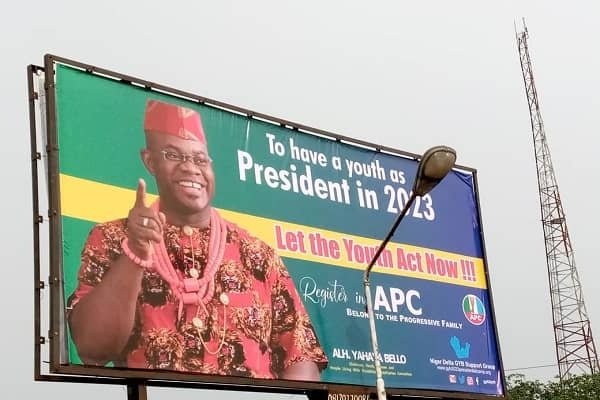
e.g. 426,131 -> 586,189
179,181 -> 203,189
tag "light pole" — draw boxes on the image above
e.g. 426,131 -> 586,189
363,146 -> 456,400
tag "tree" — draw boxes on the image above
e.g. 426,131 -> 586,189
506,372 -> 600,400
506,373 -> 545,400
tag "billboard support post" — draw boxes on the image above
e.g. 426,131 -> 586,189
28,63 -> 44,381
363,146 -> 457,400
126,381 -> 147,400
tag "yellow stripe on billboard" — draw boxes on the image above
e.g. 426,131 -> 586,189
60,173 -> 486,289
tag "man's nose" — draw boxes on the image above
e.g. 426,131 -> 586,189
179,157 -> 201,172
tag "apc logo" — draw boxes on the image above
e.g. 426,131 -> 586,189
462,295 -> 486,326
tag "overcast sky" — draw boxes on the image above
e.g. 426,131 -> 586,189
2,1 -> 600,398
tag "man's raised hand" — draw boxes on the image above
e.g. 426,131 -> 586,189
126,178 -> 164,259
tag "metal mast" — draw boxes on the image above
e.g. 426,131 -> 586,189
516,22 -> 599,380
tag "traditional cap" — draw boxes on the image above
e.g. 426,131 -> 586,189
144,99 -> 206,143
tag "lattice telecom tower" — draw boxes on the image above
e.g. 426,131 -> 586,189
516,22 -> 599,380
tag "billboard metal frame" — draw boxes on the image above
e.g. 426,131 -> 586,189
29,54 -> 506,400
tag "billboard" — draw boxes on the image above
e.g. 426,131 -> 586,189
34,55 -> 505,398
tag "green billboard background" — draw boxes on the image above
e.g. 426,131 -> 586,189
55,64 -> 503,396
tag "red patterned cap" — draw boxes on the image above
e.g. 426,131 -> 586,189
144,99 -> 206,143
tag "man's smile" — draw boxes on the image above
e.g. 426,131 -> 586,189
177,180 -> 205,190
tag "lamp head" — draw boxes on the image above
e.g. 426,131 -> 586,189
412,146 -> 456,196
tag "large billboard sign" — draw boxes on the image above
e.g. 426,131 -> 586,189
31,55 -> 505,399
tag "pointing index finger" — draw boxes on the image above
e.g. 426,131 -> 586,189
135,178 -> 148,208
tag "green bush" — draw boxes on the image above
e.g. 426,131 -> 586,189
507,373 -> 600,400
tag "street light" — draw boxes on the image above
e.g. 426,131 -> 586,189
363,145 -> 456,400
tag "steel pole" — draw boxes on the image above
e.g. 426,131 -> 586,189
363,193 -> 416,400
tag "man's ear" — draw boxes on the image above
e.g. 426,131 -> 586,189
141,148 -> 155,176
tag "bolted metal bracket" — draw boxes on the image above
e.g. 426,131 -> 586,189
45,144 -> 59,152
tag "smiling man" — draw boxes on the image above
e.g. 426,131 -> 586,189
68,99 -> 327,380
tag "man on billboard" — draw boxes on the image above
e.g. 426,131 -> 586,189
67,99 -> 327,380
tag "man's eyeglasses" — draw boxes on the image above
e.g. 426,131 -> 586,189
160,150 -> 212,167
